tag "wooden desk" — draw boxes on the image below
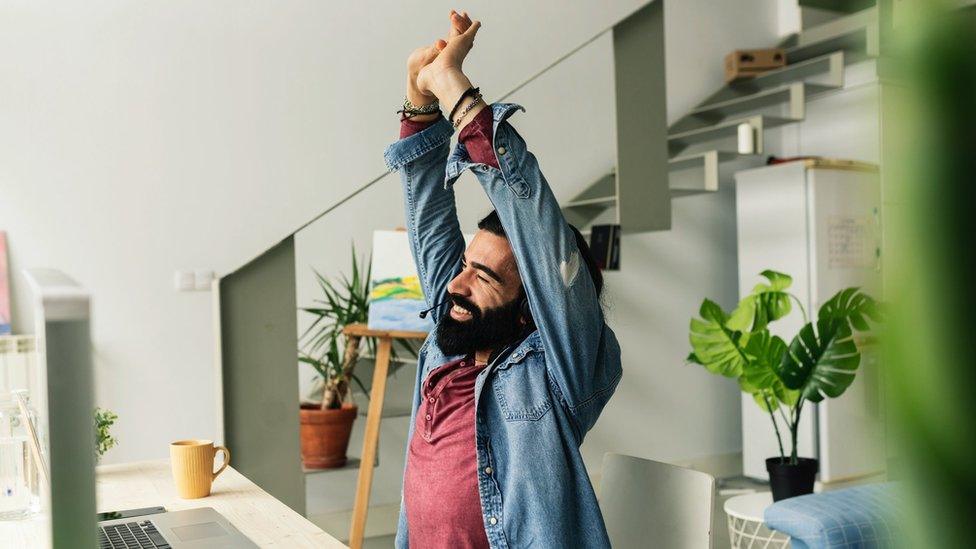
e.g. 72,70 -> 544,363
0,460 -> 347,548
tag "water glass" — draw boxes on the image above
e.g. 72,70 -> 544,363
0,392 -> 41,520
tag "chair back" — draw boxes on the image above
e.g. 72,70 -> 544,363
600,453 -> 715,549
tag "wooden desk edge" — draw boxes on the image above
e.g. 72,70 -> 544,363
95,460 -> 347,548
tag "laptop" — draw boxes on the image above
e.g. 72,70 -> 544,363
97,507 -> 258,549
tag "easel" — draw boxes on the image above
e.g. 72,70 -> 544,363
343,323 -> 428,549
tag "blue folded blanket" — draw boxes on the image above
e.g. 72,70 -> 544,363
764,483 -> 901,548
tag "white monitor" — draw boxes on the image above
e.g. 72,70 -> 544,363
23,268 -> 95,548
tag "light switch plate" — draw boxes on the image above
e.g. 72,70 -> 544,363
194,270 -> 214,291
174,270 -> 195,291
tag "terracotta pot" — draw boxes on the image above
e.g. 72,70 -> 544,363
299,403 -> 357,469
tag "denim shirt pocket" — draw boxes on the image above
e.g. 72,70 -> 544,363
492,352 -> 552,422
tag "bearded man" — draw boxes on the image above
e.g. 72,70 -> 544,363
383,11 -> 623,549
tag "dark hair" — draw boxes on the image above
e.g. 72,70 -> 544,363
476,210 -> 604,297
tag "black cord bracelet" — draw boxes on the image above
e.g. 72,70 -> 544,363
448,87 -> 480,124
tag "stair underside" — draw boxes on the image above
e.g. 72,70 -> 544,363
565,7 -> 880,227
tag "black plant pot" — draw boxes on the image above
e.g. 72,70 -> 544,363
766,457 -> 818,501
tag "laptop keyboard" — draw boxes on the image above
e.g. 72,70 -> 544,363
98,520 -> 171,549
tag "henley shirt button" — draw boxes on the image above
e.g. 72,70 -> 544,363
425,414 -> 432,421
484,466 -> 493,475
496,146 -> 507,155
428,397 -> 435,403
488,516 -> 498,525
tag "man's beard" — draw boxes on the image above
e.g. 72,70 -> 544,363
435,294 -> 526,357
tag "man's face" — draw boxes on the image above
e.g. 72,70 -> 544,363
435,230 -> 526,356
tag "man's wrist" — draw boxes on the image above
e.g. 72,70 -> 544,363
426,69 -> 489,132
407,75 -> 437,107
427,69 -> 472,116
405,75 -> 440,123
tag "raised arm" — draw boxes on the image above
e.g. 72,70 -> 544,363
476,112 -> 617,418
382,12 -> 475,324
419,21 -> 619,419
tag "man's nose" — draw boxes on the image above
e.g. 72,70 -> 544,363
447,271 -> 473,297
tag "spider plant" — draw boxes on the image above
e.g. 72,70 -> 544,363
298,244 -> 417,410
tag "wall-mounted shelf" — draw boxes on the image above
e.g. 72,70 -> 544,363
724,51 -> 844,97
669,151 -> 765,196
668,115 -> 798,156
671,82 -> 816,133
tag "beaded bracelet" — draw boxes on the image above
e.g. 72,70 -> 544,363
398,96 -> 441,118
452,93 -> 483,128
448,86 -> 480,124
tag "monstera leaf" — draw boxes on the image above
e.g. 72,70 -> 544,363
740,330 -> 799,410
688,299 -> 749,378
818,287 -> 883,331
776,318 -> 860,403
726,270 -> 794,333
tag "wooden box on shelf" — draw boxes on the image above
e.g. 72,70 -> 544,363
724,48 -> 786,83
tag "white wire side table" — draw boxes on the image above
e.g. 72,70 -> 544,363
724,492 -> 790,548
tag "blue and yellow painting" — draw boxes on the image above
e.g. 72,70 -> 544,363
367,231 -> 435,332
368,274 -> 433,332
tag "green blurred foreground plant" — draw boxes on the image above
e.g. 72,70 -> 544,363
687,270 -> 881,464
94,407 -> 118,461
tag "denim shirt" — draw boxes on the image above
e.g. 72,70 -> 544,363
384,103 -> 623,548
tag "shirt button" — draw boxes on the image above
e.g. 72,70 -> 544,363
484,466 -> 492,475
460,362 -> 466,366
488,516 -> 498,525
425,414 -> 432,421
428,397 -> 435,403
496,146 -> 507,155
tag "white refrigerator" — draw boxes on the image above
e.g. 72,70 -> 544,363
734,159 -> 886,483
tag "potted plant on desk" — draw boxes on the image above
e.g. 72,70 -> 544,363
687,270 -> 882,500
298,247 -> 413,469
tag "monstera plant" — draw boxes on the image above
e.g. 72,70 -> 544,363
687,270 -> 881,500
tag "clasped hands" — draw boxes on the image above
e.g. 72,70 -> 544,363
405,10 -> 484,129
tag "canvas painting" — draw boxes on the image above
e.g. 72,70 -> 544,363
368,230 -> 434,332
0,232 -> 10,335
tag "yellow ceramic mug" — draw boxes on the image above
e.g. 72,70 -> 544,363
169,439 -> 230,499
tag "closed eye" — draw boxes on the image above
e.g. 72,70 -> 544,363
461,255 -> 504,286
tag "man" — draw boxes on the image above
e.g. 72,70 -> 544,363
383,11 -> 622,548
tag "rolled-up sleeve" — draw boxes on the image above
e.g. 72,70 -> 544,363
384,117 -> 455,172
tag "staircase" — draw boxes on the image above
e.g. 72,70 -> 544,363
562,6 -> 880,231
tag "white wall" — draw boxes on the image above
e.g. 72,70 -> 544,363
0,0 -> 650,464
